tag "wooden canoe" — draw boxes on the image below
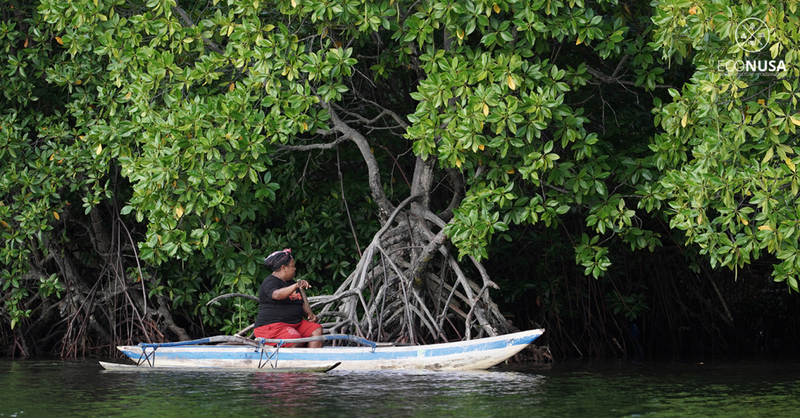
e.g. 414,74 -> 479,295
112,329 -> 544,371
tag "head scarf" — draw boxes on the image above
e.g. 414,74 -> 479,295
264,248 -> 293,271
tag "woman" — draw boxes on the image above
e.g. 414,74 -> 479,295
253,249 -> 323,348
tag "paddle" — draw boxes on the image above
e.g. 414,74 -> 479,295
298,285 -> 317,323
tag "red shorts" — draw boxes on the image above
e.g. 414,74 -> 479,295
254,320 -> 322,347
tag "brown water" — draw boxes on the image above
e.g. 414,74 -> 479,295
1,357 -> 799,417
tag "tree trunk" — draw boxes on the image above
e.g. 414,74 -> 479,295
310,156 -> 514,343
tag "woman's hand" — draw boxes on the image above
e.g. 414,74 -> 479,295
307,313 -> 319,323
296,280 -> 311,289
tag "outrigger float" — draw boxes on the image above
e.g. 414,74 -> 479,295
100,328 -> 544,372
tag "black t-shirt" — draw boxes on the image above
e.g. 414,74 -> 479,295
254,275 -> 305,327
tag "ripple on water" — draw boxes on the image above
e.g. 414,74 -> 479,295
1,358 -> 799,417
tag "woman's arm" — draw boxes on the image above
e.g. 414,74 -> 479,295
271,279 -> 311,300
271,282 -> 299,300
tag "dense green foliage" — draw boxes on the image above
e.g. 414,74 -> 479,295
650,1 -> 800,288
1,0 -> 800,357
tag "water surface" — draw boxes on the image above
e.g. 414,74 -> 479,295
1,357 -> 798,417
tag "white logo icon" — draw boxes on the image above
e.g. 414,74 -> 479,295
736,18 -> 770,53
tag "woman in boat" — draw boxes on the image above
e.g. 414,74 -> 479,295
253,249 -> 323,348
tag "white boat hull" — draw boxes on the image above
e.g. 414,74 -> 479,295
116,329 -> 544,371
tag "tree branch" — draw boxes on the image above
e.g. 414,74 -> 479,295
437,168 -> 465,222
322,101 -> 395,220
408,227 -> 448,283
410,156 -> 436,212
586,65 -> 674,89
173,6 -> 225,56
275,135 -> 348,152
206,292 -> 258,305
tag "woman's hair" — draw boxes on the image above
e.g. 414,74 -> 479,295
264,248 -> 293,271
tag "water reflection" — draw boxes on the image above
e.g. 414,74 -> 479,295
249,372 -> 325,416
2,359 -> 800,417
319,369 -> 546,417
